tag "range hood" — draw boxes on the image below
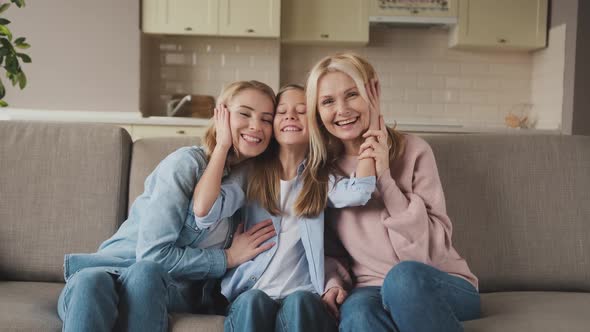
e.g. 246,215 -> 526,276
369,0 -> 457,26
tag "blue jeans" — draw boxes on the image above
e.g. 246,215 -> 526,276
58,261 -> 201,332
224,289 -> 337,332
340,261 -> 480,332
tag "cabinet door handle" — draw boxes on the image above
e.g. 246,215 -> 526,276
320,33 -> 329,39
497,38 -> 508,44
176,130 -> 186,135
185,27 -> 193,31
246,28 -> 255,33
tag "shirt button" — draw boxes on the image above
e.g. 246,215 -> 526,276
249,276 -> 257,282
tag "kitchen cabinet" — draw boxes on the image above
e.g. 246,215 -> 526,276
142,0 -> 279,38
142,0 -> 218,36
219,0 -> 280,37
369,0 -> 457,20
281,0 -> 368,44
449,0 -> 548,50
124,125 -> 207,141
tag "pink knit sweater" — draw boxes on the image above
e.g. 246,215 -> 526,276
325,134 -> 478,291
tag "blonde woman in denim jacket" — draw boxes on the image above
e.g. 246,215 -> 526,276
57,81 -> 278,332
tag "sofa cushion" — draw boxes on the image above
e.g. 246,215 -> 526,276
0,122 -> 131,282
129,136 -> 201,208
0,281 -> 63,332
426,135 -> 590,292
464,291 -> 590,331
169,313 -> 224,332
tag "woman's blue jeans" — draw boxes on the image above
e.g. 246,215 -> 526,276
224,289 -> 337,332
58,260 -> 200,332
339,261 -> 481,332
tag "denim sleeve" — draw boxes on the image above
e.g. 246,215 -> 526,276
135,148 -> 227,280
327,174 -> 376,208
192,167 -> 246,230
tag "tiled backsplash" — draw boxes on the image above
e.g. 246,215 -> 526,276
144,26 -> 562,130
143,35 -> 280,117
282,26 -> 536,128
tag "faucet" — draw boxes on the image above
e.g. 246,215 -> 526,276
167,95 -> 192,117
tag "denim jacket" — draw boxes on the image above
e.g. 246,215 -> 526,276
63,146 -> 245,283
220,161 -> 376,302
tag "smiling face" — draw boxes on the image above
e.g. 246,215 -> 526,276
316,71 -> 370,144
273,88 -> 308,148
226,88 -> 275,159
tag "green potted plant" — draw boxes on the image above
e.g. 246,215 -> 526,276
0,0 -> 30,107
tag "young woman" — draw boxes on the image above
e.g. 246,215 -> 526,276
57,81 -> 277,332
306,53 -> 481,332
198,85 -> 376,332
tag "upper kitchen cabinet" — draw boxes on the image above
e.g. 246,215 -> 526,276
219,0 -> 280,37
142,0 -> 279,38
142,0 -> 218,36
281,0 -> 369,44
449,0 -> 548,50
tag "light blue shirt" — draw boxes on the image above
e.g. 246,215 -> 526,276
220,161 -> 376,302
64,146 -> 245,282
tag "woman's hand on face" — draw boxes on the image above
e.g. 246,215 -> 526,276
214,104 -> 233,152
322,287 -> 348,320
366,78 -> 381,131
359,116 -> 390,177
224,219 -> 276,269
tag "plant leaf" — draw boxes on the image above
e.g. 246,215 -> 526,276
14,37 -> 25,44
0,37 -> 13,50
16,52 -> 30,63
0,25 -> 12,41
11,0 -> 25,8
17,71 -> 26,89
0,4 -> 10,14
0,77 -> 5,99
15,42 -> 29,49
0,18 -> 11,25
0,100 -> 8,107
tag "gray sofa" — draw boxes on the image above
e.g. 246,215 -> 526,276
1,121 -> 589,331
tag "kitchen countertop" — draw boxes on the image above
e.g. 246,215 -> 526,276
0,108 -> 561,134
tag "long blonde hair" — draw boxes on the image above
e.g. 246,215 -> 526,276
305,53 -> 405,196
203,80 -> 276,162
247,84 -> 321,216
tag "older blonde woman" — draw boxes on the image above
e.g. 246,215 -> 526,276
305,53 -> 481,332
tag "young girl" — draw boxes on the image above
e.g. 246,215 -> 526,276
198,85 -> 377,332
57,81 -> 277,332
306,53 -> 481,332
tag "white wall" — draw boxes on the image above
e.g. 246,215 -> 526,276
4,1 -> 140,112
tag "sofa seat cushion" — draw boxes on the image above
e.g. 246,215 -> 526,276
0,281 -> 63,332
169,313 -> 224,332
464,291 -> 590,331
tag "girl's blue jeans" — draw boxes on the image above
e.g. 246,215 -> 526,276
224,289 -> 337,332
339,261 -> 481,332
58,260 -> 200,332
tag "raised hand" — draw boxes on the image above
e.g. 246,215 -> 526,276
224,219 -> 276,269
359,115 -> 390,177
366,78 -> 381,131
214,104 -> 233,152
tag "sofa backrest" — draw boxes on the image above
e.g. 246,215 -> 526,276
425,134 -> 590,293
128,137 -> 201,209
0,122 -> 131,282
